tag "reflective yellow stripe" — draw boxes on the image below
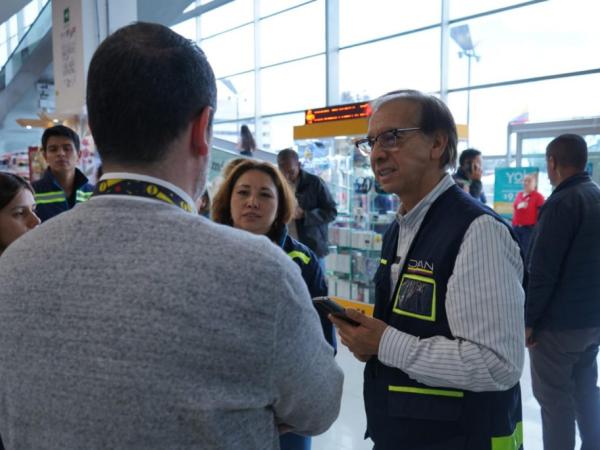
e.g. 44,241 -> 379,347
36,198 -> 66,205
388,385 -> 464,398
35,192 -> 65,204
492,422 -> 523,450
392,274 -> 437,322
35,191 -> 64,198
287,250 -> 311,265
380,258 -> 388,265
75,191 -> 92,202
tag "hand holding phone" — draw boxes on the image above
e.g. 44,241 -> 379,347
312,297 -> 360,326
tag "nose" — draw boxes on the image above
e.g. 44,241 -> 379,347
370,145 -> 387,165
28,211 -> 41,229
246,193 -> 259,208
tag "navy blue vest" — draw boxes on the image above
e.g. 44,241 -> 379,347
364,185 -> 523,450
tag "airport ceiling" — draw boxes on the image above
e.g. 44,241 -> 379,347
0,0 -> 196,32
0,0 -> 30,26
0,0 -> 208,153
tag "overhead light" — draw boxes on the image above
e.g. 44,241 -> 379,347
53,119 -> 59,123
450,24 -> 474,52
26,125 -> 32,129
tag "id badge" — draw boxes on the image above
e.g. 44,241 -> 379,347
392,274 -> 436,321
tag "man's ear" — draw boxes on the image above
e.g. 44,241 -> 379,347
191,106 -> 213,157
430,131 -> 448,163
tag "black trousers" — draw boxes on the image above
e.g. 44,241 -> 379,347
513,225 -> 534,256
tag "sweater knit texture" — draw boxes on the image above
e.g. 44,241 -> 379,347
0,195 -> 343,449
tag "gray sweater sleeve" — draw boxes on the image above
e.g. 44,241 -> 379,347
270,262 -> 344,435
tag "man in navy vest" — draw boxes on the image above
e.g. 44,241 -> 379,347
526,134 -> 600,450
330,90 -> 525,450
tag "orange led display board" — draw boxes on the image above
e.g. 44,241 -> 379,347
305,101 -> 371,125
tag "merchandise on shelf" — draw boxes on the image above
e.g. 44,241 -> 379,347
294,123 -> 398,304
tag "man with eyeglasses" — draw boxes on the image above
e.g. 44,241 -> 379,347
330,90 -> 525,450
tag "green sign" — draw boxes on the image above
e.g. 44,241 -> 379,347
63,7 -> 70,24
494,167 -> 539,219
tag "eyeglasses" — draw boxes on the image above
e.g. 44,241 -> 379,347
355,127 -> 421,156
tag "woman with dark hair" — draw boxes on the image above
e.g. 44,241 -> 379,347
0,172 -> 40,256
212,159 -> 335,450
238,124 -> 256,156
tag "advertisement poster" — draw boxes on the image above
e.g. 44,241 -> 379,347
28,146 -> 46,182
494,167 -> 539,220
52,0 -> 85,114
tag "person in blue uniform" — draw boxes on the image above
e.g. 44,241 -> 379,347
212,159 -> 335,450
32,125 -> 93,222
330,90 -> 525,450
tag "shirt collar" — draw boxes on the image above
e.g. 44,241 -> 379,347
396,173 -> 455,227
99,172 -> 197,214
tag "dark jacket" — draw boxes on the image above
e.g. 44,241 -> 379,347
365,185 -> 522,450
526,172 -> 600,330
32,168 -> 94,222
277,228 -> 336,350
453,168 -> 486,203
293,169 -> 337,257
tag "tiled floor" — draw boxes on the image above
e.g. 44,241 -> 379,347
313,344 -> 595,450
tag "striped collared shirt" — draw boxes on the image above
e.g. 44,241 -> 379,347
379,174 -> 525,391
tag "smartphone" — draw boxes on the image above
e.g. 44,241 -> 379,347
312,296 -> 360,326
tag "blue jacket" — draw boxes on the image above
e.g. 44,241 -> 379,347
278,228 -> 336,350
526,172 -> 600,330
453,168 -> 487,203
32,168 -> 94,222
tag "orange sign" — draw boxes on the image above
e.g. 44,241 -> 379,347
305,102 -> 371,125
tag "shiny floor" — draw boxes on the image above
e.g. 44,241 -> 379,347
313,344 -> 595,450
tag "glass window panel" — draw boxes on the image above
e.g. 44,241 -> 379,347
171,18 -> 197,41
447,73 -> 600,158
201,24 -> 254,78
260,0 -> 324,67
260,0 -> 310,17
0,23 -> 6,42
339,30 -> 440,102
259,112 -> 305,152
9,35 -> 18,52
448,0 -> 600,89
215,72 -> 255,121
339,0 -> 441,47
0,42 -> 7,68
260,55 -> 325,116
449,0 -> 527,19
213,120 -> 251,144
23,0 -> 40,28
199,0 -> 253,38
8,15 -> 18,37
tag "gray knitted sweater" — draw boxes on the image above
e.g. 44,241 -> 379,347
0,195 -> 343,449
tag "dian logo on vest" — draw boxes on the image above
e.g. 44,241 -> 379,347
407,259 -> 434,275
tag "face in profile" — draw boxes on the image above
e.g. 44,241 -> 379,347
0,188 -> 40,253
230,169 -> 278,236
277,158 -> 300,184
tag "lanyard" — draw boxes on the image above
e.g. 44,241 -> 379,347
93,178 -> 194,213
